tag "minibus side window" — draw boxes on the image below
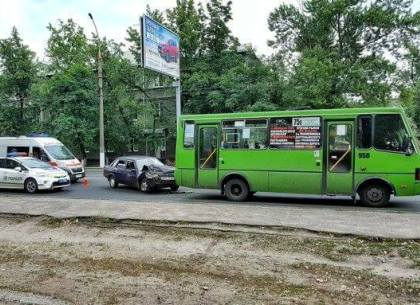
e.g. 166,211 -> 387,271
221,119 -> 267,149
374,114 -> 410,152
184,122 -> 195,149
357,116 -> 372,149
269,117 -> 321,150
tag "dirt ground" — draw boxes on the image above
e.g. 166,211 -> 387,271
0,215 -> 419,305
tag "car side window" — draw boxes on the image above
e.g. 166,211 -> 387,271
126,161 -> 136,170
6,159 -> 19,169
117,160 -> 126,168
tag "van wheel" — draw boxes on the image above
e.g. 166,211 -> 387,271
225,178 -> 249,202
24,178 -> 38,194
359,184 -> 390,207
108,175 -> 118,188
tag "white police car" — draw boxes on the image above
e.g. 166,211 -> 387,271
0,157 -> 70,193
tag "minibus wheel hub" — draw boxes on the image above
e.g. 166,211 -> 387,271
232,185 -> 242,195
367,188 -> 383,202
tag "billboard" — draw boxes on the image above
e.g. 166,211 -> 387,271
142,15 -> 180,79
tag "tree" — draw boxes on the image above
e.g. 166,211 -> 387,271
198,0 -> 238,56
166,0 -> 202,67
268,0 -> 420,108
0,27 -> 37,135
38,19 -> 97,160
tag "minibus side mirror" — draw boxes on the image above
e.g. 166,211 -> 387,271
14,166 -> 22,172
402,137 -> 414,156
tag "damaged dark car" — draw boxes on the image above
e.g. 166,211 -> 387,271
103,156 -> 179,192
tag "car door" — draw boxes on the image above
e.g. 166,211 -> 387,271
124,160 -> 138,187
3,158 -> 25,189
0,158 -> 8,189
114,160 -> 127,183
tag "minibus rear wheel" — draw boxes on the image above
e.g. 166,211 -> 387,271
359,183 -> 390,207
225,178 -> 249,202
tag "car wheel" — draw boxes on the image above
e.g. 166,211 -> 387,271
360,184 -> 390,207
24,178 -> 38,194
170,185 -> 179,192
108,175 -> 118,188
139,178 -> 152,193
225,178 -> 249,202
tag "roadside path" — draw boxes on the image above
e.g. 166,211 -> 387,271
0,195 -> 419,239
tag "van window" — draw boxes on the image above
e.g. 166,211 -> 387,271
357,116 -> 372,149
33,147 -> 50,162
7,146 -> 29,156
374,114 -> 410,152
44,145 -> 74,160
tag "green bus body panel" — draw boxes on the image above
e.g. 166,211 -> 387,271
354,173 -> 415,196
175,107 -> 420,197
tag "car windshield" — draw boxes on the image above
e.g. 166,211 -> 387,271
20,158 -> 51,169
136,158 -> 164,168
45,145 -> 75,160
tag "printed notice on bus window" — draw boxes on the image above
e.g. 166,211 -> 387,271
270,117 -> 321,149
185,124 -> 194,138
242,128 -> 250,139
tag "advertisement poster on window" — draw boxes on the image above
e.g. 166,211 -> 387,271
142,15 -> 180,79
270,117 -> 321,149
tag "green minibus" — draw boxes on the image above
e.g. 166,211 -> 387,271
175,107 -> 420,207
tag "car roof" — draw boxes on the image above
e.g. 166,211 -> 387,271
118,155 -> 156,161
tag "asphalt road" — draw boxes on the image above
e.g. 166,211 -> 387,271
1,169 -> 419,213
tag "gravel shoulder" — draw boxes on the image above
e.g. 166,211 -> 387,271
0,215 -> 419,305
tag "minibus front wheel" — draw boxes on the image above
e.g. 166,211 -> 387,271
359,183 -> 391,208
224,178 -> 249,202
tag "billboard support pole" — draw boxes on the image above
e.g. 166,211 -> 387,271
175,79 -> 181,125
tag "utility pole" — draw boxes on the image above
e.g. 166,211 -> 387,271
174,79 -> 181,125
88,12 -> 105,168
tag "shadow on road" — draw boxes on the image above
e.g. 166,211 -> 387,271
186,191 -> 420,212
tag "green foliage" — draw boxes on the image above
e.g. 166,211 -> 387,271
0,0 -> 419,161
268,0 -> 419,110
0,27 -> 37,135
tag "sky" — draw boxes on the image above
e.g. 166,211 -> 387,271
0,0 -> 419,61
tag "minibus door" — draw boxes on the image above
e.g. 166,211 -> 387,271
197,125 -> 219,188
325,121 -> 354,195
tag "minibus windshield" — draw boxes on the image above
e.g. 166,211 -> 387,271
45,145 -> 75,160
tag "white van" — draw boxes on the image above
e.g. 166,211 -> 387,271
0,137 -> 85,182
